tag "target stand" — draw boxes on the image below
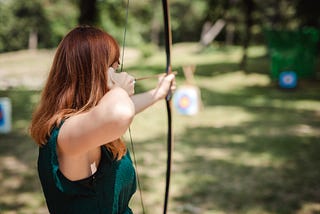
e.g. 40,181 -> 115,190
173,65 -> 202,116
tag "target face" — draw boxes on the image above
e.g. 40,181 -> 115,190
283,75 -> 294,84
0,98 -> 11,133
279,71 -> 297,89
173,86 -> 200,115
0,105 -> 4,126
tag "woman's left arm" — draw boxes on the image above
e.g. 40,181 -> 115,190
131,73 -> 176,114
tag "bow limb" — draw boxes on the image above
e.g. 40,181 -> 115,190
162,0 -> 173,214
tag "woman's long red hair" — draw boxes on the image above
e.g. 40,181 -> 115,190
30,26 -> 126,159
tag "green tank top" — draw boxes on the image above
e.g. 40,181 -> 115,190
37,124 -> 137,214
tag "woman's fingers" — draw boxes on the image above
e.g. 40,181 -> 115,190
155,72 -> 176,99
108,68 -> 135,95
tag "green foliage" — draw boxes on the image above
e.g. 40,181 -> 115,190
0,1 -> 17,51
170,0 -> 207,42
98,0 -> 157,46
0,0 -> 320,52
139,43 -> 158,59
0,0 -> 78,52
0,0 -> 49,51
44,0 -> 78,47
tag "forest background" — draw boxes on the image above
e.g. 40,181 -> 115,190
1,0 -> 319,53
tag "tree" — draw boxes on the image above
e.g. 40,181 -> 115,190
78,0 -> 99,25
44,0 -> 78,47
296,0 -> 320,28
12,0 -> 48,49
0,0 -> 50,51
240,0 -> 255,69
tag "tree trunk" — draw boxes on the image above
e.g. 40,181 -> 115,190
28,29 -> 38,50
225,22 -> 235,45
78,0 -> 98,25
240,0 -> 254,70
200,19 -> 226,47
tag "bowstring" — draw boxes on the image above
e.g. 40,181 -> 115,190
120,0 -> 129,73
120,0 -> 145,213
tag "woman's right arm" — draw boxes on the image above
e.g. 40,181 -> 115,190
58,86 -> 135,156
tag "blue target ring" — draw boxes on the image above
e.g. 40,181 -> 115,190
279,71 -> 297,89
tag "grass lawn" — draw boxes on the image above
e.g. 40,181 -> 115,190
0,44 -> 319,214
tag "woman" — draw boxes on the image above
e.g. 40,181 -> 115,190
30,26 -> 175,214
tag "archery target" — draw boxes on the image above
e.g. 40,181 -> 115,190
173,85 -> 200,115
0,105 -> 4,126
279,71 -> 297,89
0,97 -> 12,133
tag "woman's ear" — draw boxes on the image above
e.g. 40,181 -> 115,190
111,61 -> 120,70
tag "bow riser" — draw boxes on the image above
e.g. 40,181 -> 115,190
162,0 -> 173,214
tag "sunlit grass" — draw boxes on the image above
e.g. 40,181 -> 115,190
0,43 -> 320,214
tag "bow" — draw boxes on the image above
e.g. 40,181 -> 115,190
161,0 -> 173,213
121,1 -> 173,213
